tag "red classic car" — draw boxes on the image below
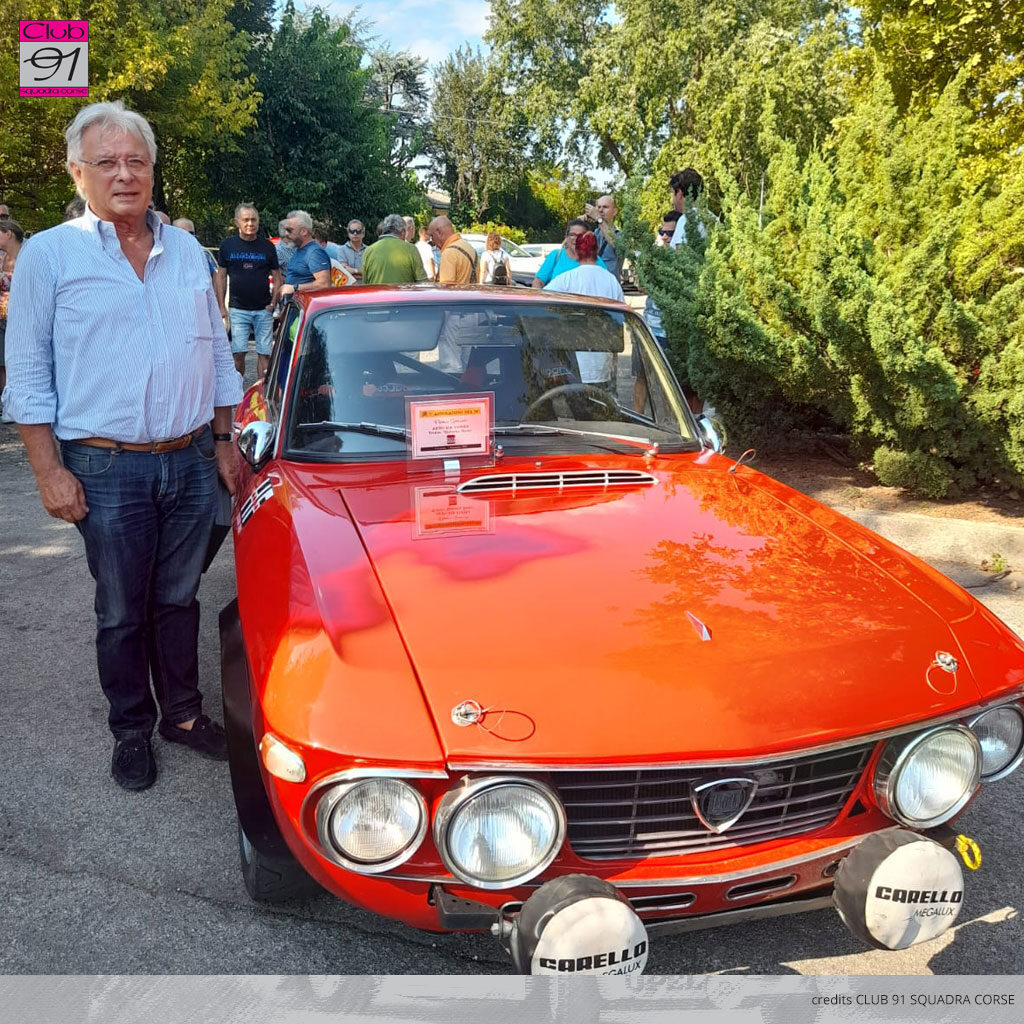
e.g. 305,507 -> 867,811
222,284 -> 1024,973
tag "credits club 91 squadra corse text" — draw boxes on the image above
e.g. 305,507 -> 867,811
813,992 -> 1016,1007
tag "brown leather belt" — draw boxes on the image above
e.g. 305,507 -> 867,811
75,426 -> 207,454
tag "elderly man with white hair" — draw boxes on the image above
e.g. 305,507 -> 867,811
278,209 -> 331,296
1,101 -> 243,791
361,213 -> 426,284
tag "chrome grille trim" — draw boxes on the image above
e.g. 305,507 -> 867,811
457,470 -> 658,494
545,744 -> 874,861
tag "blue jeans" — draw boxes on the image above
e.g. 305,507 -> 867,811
61,429 -> 218,740
229,307 -> 274,356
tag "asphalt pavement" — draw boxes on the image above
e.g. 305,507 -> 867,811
1,420 -> 1022,976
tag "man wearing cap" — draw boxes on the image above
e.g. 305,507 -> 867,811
1,101 -> 243,792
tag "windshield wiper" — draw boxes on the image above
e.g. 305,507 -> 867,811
296,421 -> 408,440
493,423 -> 668,455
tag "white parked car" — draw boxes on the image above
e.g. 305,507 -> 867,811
520,242 -> 562,259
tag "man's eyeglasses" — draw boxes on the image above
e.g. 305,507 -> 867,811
657,228 -> 674,237
348,228 -> 364,235
79,157 -> 152,176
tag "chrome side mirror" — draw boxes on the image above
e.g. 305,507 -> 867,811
237,421 -> 276,470
696,414 -> 724,454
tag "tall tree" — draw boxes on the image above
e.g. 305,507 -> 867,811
427,47 -> 529,223
487,0 -> 612,169
859,1 -> 1024,177
208,2 -> 422,233
637,68 -> 1024,497
487,0 -> 842,187
365,47 -> 430,173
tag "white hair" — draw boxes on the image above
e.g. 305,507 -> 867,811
286,209 -> 313,232
380,214 -> 407,237
65,101 -> 157,172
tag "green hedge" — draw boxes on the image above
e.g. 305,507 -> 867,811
632,75 -> 1024,497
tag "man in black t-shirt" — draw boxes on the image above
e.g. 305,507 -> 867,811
216,203 -> 281,376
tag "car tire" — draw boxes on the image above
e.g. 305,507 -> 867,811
238,820 -> 317,903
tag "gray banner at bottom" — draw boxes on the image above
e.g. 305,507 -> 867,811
0,975 -> 1019,1023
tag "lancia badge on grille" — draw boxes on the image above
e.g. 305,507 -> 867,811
691,777 -> 759,834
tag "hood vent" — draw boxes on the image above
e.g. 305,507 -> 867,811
457,469 -> 658,495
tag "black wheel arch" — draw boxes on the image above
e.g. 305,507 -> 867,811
219,598 -> 295,860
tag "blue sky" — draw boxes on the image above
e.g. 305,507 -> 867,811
318,1 -> 492,66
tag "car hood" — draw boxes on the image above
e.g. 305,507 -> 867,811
303,454 -> 1004,764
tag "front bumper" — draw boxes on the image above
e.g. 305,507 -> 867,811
431,825 -> 960,935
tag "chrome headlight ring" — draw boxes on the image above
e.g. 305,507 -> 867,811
433,775 -> 567,890
874,724 -> 981,830
968,702 -> 1024,781
315,777 -> 428,875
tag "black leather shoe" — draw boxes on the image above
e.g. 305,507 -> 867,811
111,737 -> 156,791
158,714 -> 228,761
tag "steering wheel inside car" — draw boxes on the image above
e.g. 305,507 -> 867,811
521,382 -> 618,422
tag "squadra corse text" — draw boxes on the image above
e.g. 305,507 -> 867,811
811,994 -> 1015,1006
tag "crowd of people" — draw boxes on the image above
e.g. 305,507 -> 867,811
0,96 -> 710,793
3,169 -> 714,410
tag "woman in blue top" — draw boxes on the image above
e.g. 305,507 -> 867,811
531,219 -> 607,288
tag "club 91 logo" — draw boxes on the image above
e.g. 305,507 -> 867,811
19,21 -> 89,97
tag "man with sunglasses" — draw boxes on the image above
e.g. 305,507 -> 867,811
632,211 -> 682,413
531,219 -> 609,289
338,220 -> 366,281
643,210 -> 681,344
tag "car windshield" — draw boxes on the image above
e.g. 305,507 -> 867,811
286,300 -> 696,459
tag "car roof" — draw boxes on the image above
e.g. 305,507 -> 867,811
296,283 -> 631,313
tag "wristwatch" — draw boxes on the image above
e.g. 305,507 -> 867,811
213,433 -> 233,443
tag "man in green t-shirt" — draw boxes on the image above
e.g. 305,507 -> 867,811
362,214 -> 426,284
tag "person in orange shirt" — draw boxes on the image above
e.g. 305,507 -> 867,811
427,216 -> 478,284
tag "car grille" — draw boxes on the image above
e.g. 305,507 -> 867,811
548,744 -> 874,861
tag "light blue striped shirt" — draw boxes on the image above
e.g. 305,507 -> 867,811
1,206 -> 243,442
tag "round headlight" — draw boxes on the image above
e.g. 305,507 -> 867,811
316,778 -> 426,873
434,778 -> 565,889
970,704 -> 1024,780
875,725 -> 981,829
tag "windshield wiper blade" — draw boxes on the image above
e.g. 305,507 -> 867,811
493,423 -> 663,454
296,421 -> 408,440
